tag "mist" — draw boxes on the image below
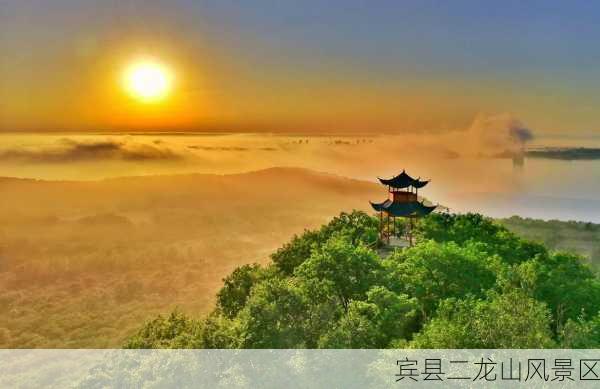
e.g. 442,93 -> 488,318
2,120 -> 600,348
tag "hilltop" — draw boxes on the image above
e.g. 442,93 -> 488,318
126,211 -> 600,349
0,167 -> 598,347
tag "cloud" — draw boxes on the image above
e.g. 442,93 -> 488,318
0,138 -> 183,163
187,145 -> 278,152
460,113 -> 535,157
509,126 -> 534,144
188,145 -> 249,151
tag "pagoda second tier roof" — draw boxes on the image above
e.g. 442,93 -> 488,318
370,199 -> 437,217
378,170 -> 429,189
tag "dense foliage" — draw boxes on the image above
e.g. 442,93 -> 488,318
126,211 -> 600,349
501,215 -> 600,269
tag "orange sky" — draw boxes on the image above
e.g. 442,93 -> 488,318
2,1 -> 600,134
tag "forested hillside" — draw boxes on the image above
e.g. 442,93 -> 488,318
501,216 -> 600,269
126,212 -> 600,349
0,168 -> 381,347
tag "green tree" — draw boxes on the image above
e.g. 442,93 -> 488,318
271,211 -> 378,275
217,263 -> 262,318
319,210 -> 379,247
560,313 -> 600,348
318,300 -> 379,348
238,278 -> 310,348
416,213 -> 547,264
124,311 -> 201,349
319,287 -> 417,348
125,211 -> 600,350
531,251 -> 600,332
384,240 -> 496,320
295,235 -> 382,312
199,312 -> 241,348
412,290 -> 556,348
270,229 -> 322,275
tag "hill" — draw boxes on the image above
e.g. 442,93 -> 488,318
1,167 -> 599,348
500,216 -> 600,269
125,211 -> 600,349
0,168 -> 381,347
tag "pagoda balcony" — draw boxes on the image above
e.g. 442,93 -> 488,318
392,191 -> 417,203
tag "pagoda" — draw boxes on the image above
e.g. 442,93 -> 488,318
370,170 -> 437,246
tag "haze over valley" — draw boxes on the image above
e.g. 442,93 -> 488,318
0,167 -> 382,347
1,162 -> 599,347
2,129 -> 600,222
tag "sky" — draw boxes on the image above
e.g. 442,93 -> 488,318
2,0 -> 600,134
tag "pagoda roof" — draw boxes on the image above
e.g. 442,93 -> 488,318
370,199 -> 437,217
370,199 -> 393,212
414,201 -> 437,216
378,170 -> 429,189
412,179 -> 430,189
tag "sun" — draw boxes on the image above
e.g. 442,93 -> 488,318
123,60 -> 173,103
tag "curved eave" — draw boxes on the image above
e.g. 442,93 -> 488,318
378,177 -> 411,189
413,179 -> 430,189
382,201 -> 419,217
371,200 -> 437,217
370,199 -> 392,212
378,170 -> 429,189
413,202 -> 437,216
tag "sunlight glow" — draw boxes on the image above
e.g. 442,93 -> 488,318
123,60 -> 173,103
